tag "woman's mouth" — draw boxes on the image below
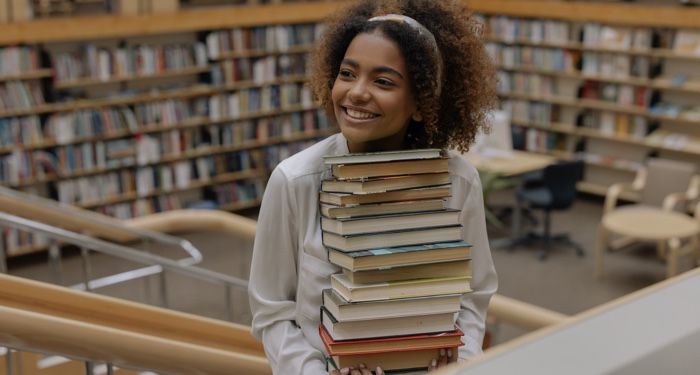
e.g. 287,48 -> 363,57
343,107 -> 379,120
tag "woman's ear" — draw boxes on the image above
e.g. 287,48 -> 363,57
412,112 -> 423,122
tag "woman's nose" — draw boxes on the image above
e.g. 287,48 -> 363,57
348,80 -> 371,103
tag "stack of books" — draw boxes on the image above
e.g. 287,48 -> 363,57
318,149 -> 473,372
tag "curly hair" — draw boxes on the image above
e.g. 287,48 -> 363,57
309,0 -> 498,152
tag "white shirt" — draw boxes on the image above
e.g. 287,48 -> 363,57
249,133 -> 498,374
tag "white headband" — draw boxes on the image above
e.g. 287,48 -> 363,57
368,14 -> 443,96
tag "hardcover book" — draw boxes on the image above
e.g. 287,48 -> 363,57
320,209 -> 460,236
319,324 -> 463,356
320,199 -> 446,219
322,225 -> 463,252
321,173 -> 451,194
322,289 -> 462,321
323,148 -> 443,165
343,259 -> 471,284
327,241 -> 472,270
320,306 -> 456,341
331,158 -> 449,180
330,273 -> 472,302
319,186 -> 451,206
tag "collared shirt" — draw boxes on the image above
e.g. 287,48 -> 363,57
249,133 -> 498,374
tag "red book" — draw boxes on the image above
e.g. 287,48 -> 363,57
320,324 -> 462,371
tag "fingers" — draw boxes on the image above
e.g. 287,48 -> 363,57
339,367 -> 352,375
438,348 -> 449,367
428,357 -> 438,372
375,366 -> 385,375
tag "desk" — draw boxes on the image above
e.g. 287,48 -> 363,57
595,206 -> 700,279
463,150 -> 556,246
434,267 -> 700,375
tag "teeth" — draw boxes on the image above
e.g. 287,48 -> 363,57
346,108 -> 377,120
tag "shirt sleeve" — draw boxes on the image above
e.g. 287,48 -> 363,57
248,167 -> 327,375
456,172 -> 498,358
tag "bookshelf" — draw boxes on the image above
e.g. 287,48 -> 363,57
0,2 -> 339,256
476,0 -> 700,196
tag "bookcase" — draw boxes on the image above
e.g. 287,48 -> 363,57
473,0 -> 700,199
0,2 -> 340,256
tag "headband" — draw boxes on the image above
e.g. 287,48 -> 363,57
368,14 -> 443,96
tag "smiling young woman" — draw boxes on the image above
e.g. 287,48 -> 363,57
248,1 -> 498,374
331,32 -> 419,153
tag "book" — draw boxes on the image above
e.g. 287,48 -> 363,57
322,289 -> 462,321
320,306 -> 456,341
331,273 -> 471,302
320,324 -> 463,356
320,209 -> 460,236
327,346 -> 457,372
328,241 -> 472,270
331,158 -> 449,180
322,225 -> 463,252
323,149 -> 442,165
343,259 -> 471,284
320,199 -> 445,219
321,173 -> 450,194
319,186 -> 451,206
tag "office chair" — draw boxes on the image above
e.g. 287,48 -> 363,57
515,159 -> 586,260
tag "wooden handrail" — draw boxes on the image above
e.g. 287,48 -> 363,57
127,209 -> 569,331
0,273 -> 269,375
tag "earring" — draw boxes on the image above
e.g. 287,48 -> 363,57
412,112 -> 423,122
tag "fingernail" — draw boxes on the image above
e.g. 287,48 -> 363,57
359,363 -> 366,369
440,348 -> 446,356
447,349 -> 453,357
341,368 -> 349,375
376,367 -> 384,375
431,359 -> 437,367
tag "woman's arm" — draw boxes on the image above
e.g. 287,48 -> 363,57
455,172 -> 498,358
249,167 -> 328,374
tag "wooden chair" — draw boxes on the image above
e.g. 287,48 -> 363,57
596,158 -> 700,278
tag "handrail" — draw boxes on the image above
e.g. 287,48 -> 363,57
0,273 -> 269,375
127,209 -> 570,331
0,212 -> 247,290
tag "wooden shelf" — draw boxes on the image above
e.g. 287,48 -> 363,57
468,0 -> 700,28
0,2 -> 342,44
8,125 -> 334,188
213,45 -> 313,61
53,66 -> 211,90
0,69 -> 53,82
78,168 -> 267,209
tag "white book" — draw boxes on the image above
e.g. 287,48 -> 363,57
321,306 -> 456,341
331,272 -> 471,303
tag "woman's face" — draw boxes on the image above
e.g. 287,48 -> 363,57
331,31 -> 417,153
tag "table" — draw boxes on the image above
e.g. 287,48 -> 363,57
594,206 -> 700,279
463,150 -> 556,246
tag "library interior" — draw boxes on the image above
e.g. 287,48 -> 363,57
0,0 -> 699,374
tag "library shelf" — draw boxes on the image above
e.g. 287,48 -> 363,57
53,66 -> 212,90
0,69 -> 53,82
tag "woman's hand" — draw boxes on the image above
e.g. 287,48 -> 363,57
329,363 -> 384,375
427,348 -> 454,372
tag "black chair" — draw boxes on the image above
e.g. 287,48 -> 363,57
515,159 -> 586,260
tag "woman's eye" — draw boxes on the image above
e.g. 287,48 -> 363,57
375,78 -> 394,87
338,69 -> 354,78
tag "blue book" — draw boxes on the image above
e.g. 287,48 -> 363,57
327,241 -> 471,271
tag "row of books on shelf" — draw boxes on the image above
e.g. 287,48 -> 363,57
0,81 -> 45,111
204,24 -> 322,59
207,83 -> 314,120
1,227 -> 49,256
0,94 -> 322,152
52,43 -> 209,83
0,111 -> 330,183
486,44 -> 577,72
497,72 -> 558,98
487,44 -> 657,81
579,80 -> 651,108
648,102 -> 700,121
317,149 -> 471,372
502,100 -> 555,125
579,110 -> 649,139
0,46 -> 41,76
210,54 -> 308,85
484,15 -> 700,56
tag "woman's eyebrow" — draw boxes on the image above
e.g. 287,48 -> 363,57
340,58 -> 404,80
